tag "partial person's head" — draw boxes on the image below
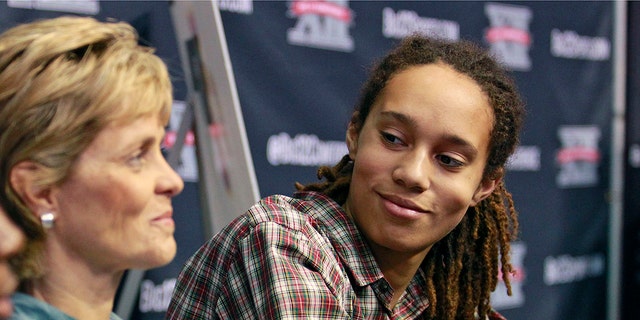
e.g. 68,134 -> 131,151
0,16 -> 184,284
0,207 -> 24,318
299,35 -> 524,319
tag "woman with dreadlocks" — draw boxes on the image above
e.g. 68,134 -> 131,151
168,35 -> 525,319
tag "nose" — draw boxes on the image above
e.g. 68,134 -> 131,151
157,156 -> 185,197
392,149 -> 431,192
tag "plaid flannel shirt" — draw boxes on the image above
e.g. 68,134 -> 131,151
166,191 -> 506,320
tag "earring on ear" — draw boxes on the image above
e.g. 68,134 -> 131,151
40,212 -> 55,229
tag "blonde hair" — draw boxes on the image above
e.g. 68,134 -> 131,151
0,16 -> 173,281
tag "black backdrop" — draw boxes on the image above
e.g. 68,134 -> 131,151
623,1 -> 640,319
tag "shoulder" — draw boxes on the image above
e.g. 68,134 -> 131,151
233,192 -> 342,233
239,192 -> 344,247
256,192 -> 340,218
192,194 -> 310,252
168,192 -> 346,318
247,193 -> 315,230
178,192 -> 340,278
10,293 -> 75,320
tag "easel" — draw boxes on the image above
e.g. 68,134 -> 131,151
115,1 -> 260,318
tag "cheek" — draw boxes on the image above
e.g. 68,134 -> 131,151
433,185 -> 473,236
435,178 -> 479,216
352,152 -> 389,189
58,175 -> 146,226
352,135 -> 392,177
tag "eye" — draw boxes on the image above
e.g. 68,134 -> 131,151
127,151 -> 145,167
436,154 -> 464,168
127,144 -> 152,168
381,131 -> 405,146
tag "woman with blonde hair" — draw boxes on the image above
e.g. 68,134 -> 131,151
0,16 -> 184,319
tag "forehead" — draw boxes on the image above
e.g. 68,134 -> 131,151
372,63 -> 494,149
105,92 -> 171,125
379,63 -> 491,116
391,63 -> 485,97
85,115 -> 163,154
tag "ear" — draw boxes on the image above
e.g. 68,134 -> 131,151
346,112 -> 360,160
10,161 -> 56,215
470,177 -> 499,206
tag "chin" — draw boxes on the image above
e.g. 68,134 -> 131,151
135,240 -> 177,269
154,242 -> 178,267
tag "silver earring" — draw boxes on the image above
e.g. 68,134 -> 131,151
40,212 -> 55,229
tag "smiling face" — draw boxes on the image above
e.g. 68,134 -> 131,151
49,115 -> 184,272
345,63 -> 496,260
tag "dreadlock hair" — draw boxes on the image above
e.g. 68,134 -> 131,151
297,35 -> 525,319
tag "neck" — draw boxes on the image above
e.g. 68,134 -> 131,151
342,201 -> 430,308
368,242 -> 430,308
32,276 -> 120,319
29,242 -> 124,319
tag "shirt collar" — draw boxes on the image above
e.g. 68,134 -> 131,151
295,191 -> 385,287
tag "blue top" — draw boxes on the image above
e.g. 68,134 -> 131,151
10,292 -> 123,320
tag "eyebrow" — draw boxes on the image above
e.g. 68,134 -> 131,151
124,128 -> 163,152
379,110 -> 480,159
379,110 -> 418,129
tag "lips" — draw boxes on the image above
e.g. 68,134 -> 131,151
151,211 -> 175,228
379,193 -> 428,220
382,193 -> 426,211
153,211 -> 173,221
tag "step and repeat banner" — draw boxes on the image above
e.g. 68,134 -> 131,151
214,2 -> 614,319
1,1 -> 631,319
